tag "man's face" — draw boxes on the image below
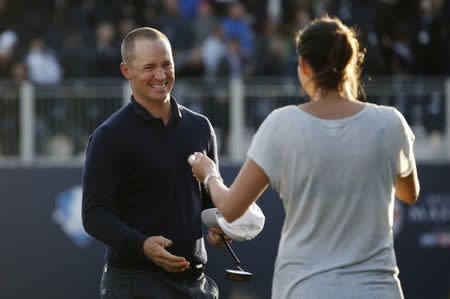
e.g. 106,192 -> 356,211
123,38 -> 175,105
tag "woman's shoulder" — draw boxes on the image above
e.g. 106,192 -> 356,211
253,106 -> 299,135
266,105 -> 299,119
363,101 -> 398,112
362,101 -> 401,119
360,102 -> 411,135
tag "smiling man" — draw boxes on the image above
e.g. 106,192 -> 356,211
82,27 -> 221,299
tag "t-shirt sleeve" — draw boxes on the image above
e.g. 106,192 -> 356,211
202,116 -> 219,210
247,110 -> 282,191
393,108 -> 416,177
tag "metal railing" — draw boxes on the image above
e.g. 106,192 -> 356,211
0,76 -> 449,165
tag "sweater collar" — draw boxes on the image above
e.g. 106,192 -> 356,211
131,95 -> 182,125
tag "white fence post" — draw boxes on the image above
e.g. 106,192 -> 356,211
229,76 -> 245,162
19,81 -> 34,164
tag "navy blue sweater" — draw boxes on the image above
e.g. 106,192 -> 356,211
82,96 -> 218,270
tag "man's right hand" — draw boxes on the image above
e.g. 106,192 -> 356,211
207,227 -> 231,248
143,236 -> 190,272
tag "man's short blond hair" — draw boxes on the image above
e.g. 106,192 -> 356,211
121,27 -> 171,65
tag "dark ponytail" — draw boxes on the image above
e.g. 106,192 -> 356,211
295,16 -> 365,100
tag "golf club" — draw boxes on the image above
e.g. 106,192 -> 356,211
220,235 -> 253,282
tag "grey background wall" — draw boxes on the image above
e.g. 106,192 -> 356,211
1,165 -> 449,299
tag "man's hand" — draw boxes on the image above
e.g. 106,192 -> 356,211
207,227 -> 231,248
143,236 -> 190,272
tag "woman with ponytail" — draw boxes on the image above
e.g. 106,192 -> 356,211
189,16 -> 419,299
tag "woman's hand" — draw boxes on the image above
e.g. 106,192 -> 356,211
188,152 -> 217,182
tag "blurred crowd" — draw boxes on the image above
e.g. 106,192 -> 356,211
0,0 -> 449,85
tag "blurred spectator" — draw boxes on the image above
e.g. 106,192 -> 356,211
0,0 -> 446,81
179,0 -> 201,18
60,30 -> 91,78
312,0 -> 332,18
217,36 -> 252,77
412,0 -> 448,74
177,45 -> 206,78
156,0 -> 193,66
0,0 -> 16,32
80,0 -> 99,30
201,24 -> 227,78
267,0 -> 283,24
374,1 -> 396,63
253,18 -> 291,76
221,2 -> 254,56
140,4 -> 159,28
193,0 -> 219,43
391,24 -> 413,74
118,17 -> 136,41
45,5 -> 67,52
0,29 -> 18,77
359,28 -> 388,74
242,0 -> 282,27
10,60 -> 27,83
291,8 -> 312,33
88,21 -> 121,78
79,0 -> 122,30
373,2 -> 399,75
0,0 -> 448,162
119,0 -> 143,20
24,35 -> 62,85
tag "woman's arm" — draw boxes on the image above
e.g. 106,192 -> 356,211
395,165 -> 420,205
189,153 -> 269,222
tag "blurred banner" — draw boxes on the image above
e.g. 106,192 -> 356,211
1,164 -> 449,299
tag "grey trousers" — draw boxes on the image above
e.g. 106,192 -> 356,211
100,265 -> 219,299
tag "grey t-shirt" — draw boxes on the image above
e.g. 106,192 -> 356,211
247,103 -> 415,299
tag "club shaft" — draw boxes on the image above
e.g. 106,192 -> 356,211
220,235 -> 241,266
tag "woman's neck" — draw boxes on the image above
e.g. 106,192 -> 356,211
310,89 -> 354,102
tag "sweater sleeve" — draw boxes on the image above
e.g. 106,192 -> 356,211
202,116 -> 219,210
81,125 -> 146,257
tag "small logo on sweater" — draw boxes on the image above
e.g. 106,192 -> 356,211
52,185 -> 92,247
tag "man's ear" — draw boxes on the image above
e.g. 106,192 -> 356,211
120,62 -> 132,80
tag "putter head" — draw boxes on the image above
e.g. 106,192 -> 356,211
225,268 -> 253,282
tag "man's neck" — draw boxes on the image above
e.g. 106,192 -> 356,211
136,96 -> 172,126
